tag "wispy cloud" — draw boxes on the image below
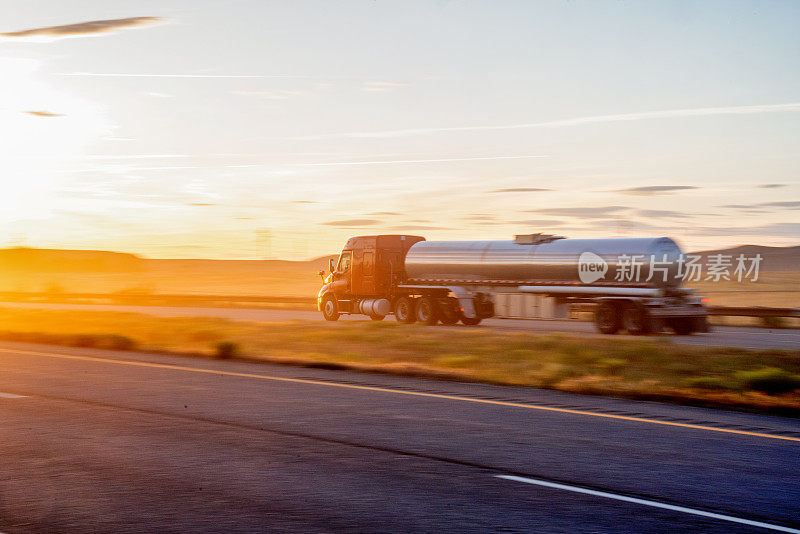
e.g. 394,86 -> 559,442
693,222 -> 800,238
387,225 -> 452,231
2,17 -> 164,41
513,219 -> 564,226
233,88 -> 307,99
530,206 -> 630,218
294,155 -> 546,166
368,211 -> 402,216
721,201 -> 800,210
612,185 -> 698,196
362,81 -> 407,92
84,154 -> 191,160
762,201 -> 800,209
636,209 -> 689,218
322,219 -> 381,227
489,187 -> 552,193
59,72 -> 307,78
25,110 -> 63,117
292,102 -> 800,139
757,184 -> 787,189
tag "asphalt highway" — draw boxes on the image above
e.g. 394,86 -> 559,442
2,301 -> 799,350
1,341 -> 799,533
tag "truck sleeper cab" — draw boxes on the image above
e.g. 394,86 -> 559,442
317,234 -> 489,326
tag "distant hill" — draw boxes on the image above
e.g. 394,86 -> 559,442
0,247 -> 143,272
0,248 -> 339,296
0,247 -> 338,274
690,245 -> 800,272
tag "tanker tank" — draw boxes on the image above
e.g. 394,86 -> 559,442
404,237 -> 684,289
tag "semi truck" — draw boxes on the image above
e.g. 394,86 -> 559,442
317,233 -> 708,335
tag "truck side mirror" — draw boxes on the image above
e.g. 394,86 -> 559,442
329,258 -> 336,272
318,269 -> 325,280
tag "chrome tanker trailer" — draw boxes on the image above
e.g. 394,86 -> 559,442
317,233 -> 708,335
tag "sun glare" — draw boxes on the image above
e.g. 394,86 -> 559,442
0,56 -> 109,226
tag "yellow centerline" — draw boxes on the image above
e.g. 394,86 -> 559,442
2,346 -> 798,443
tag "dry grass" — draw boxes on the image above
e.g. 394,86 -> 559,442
693,272 -> 800,307
1,306 -> 799,415
0,258 -> 327,298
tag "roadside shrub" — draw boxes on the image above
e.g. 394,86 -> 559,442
736,367 -> 800,395
760,316 -> 786,329
435,355 -> 480,368
214,341 -> 239,359
190,329 -> 224,342
683,376 -> 733,391
596,358 -> 628,375
557,343 -> 598,365
91,334 -> 137,350
619,342 -> 662,362
71,334 -> 97,348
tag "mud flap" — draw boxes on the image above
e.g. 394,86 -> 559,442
447,286 -> 477,318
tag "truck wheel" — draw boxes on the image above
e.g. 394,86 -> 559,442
694,316 -> 710,333
438,299 -> 460,325
394,297 -> 416,324
669,318 -> 693,335
595,301 -> 620,334
321,296 -> 339,322
459,314 -> 482,326
416,297 -> 439,325
622,302 -> 650,335
369,314 -> 385,321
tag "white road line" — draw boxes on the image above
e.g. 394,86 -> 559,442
0,392 -> 27,398
496,475 -> 800,533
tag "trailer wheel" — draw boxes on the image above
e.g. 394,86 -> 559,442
416,297 -> 439,325
394,297 -> 416,324
595,301 -> 620,334
438,298 -> 460,325
321,296 -> 339,322
459,313 -> 482,326
694,316 -> 710,333
669,318 -> 693,335
622,302 -> 650,335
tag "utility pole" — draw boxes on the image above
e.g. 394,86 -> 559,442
256,228 -> 272,260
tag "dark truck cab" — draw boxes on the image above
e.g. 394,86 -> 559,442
317,235 -> 425,321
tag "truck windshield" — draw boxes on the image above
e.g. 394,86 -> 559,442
337,251 -> 351,272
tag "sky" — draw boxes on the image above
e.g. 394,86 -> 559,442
1,0 -> 798,259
